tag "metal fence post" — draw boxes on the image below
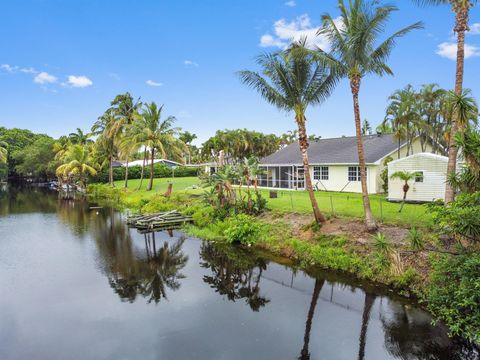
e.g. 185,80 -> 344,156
330,195 -> 334,216
379,198 -> 383,222
290,192 -> 294,210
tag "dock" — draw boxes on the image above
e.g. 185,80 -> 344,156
127,210 -> 193,231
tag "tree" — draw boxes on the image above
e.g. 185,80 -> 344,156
68,128 -> 93,145
108,92 -> 142,189
390,171 -> 421,212
0,140 -> 7,164
91,110 -> 118,186
135,102 -> 185,191
179,131 -> 197,164
238,41 -> 337,224
413,0 -> 477,204
56,144 -> 97,189
361,119 -> 372,135
13,136 -> 57,180
317,0 -> 422,230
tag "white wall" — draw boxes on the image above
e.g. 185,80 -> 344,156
387,153 -> 448,202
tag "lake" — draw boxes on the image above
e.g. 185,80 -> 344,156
0,186 -> 478,360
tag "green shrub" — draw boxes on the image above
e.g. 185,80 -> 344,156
140,196 -> 176,213
408,227 -> 424,251
423,253 -> 480,343
91,164 -> 199,183
224,214 -> 263,246
373,232 -> 392,255
191,206 -> 215,228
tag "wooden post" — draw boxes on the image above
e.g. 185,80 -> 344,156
379,198 -> 383,222
330,196 -> 334,216
164,183 -> 173,198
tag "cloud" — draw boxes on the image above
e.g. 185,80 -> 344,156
184,60 -> 199,67
66,75 -> 93,88
34,72 -> 57,84
285,0 -> 296,7
108,72 -> 120,80
259,14 -> 337,50
436,42 -> 480,60
1,64 -> 38,74
146,79 -> 163,87
469,23 -> 480,35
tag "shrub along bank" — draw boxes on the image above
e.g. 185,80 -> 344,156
87,182 -> 480,344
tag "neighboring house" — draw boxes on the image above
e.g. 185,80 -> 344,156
259,134 -> 432,194
111,160 -> 124,168
387,153 -> 455,202
120,159 -> 182,168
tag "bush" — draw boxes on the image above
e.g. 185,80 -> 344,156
427,192 -> 480,246
91,164 -> 199,183
224,214 -> 263,246
423,253 -> 480,343
408,227 -> 424,251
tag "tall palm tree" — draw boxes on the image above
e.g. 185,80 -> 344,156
56,144 -> 97,189
238,42 -> 337,224
91,110 -> 117,186
414,0 -> 477,203
68,128 -> 93,145
135,102 -> 185,191
317,0 -> 422,230
179,131 -> 197,164
108,93 -> 142,189
0,140 -> 8,164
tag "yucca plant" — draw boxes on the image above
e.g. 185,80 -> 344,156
408,227 -> 425,251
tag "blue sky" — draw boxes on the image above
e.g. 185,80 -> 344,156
1,0 -> 480,144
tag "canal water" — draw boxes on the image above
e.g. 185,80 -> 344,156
0,186 -> 478,360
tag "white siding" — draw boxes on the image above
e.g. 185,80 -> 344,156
311,165 -> 377,193
387,153 -> 448,202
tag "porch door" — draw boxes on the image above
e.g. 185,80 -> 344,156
296,167 -> 305,190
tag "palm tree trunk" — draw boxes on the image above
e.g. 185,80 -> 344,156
138,151 -> 147,190
109,154 -> 114,186
124,158 -> 129,189
445,4 -> 468,204
357,293 -> 375,360
296,114 -> 326,224
147,148 -> 155,191
300,279 -> 325,360
350,77 -> 377,231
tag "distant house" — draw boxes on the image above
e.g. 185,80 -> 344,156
388,153 -> 456,202
120,159 -> 182,168
259,134 -> 432,194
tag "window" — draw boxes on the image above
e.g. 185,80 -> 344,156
415,171 -> 424,183
313,166 -> 329,180
348,166 -> 367,182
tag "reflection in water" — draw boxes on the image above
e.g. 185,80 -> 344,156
200,242 -> 269,312
1,187 -> 478,360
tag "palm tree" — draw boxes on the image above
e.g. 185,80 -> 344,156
108,92 -> 142,189
179,131 -> 197,164
68,128 -> 92,145
56,144 -> 97,189
413,0 -> 477,203
136,102 -> 185,191
317,0 -> 422,230
0,140 -> 7,164
299,279 -> 325,360
91,110 -> 117,186
390,171 -> 421,212
238,42 -> 337,224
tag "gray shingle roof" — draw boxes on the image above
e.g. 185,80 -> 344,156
260,134 -> 404,165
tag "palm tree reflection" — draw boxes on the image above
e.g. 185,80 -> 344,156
299,279 -> 325,360
199,242 -> 269,311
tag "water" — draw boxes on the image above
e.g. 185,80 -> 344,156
0,186 -> 478,360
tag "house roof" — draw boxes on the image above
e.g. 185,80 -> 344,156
260,134 -> 406,165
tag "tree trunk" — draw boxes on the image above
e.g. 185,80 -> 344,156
300,279 -> 325,360
357,293 -> 375,360
124,158 -> 129,189
109,154 -> 114,187
147,148 -> 155,191
138,150 -> 147,190
445,4 -> 469,204
350,77 -> 377,231
296,114 -> 326,224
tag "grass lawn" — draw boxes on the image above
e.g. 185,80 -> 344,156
113,176 -> 432,228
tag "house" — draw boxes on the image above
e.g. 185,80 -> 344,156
387,153 -> 455,202
258,134 -> 432,194
120,159 -> 182,168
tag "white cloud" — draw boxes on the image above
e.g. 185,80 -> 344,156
1,64 -> 18,72
146,79 -> 163,87
469,23 -> 480,35
184,60 -> 199,67
34,71 -> 57,84
285,0 -> 296,7
67,75 -> 93,88
259,14 -> 338,50
1,64 -> 38,74
436,42 -> 480,60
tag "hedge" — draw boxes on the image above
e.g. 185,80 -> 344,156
91,164 -> 200,183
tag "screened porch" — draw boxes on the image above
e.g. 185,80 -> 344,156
257,165 -> 306,190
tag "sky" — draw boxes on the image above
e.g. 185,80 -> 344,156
1,0 -> 480,145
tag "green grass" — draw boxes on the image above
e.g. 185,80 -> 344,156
108,176 -> 432,228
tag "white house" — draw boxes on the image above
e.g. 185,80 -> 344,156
387,153 -> 450,202
119,159 -> 182,168
258,134 -> 432,194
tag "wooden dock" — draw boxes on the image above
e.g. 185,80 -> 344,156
127,210 -> 193,231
